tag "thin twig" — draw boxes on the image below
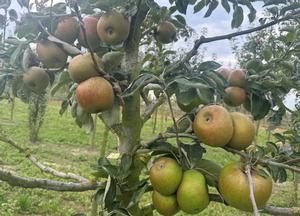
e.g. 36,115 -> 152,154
163,91 -> 183,162
284,158 -> 300,165
224,146 -> 300,173
246,164 -> 259,216
142,95 -> 166,123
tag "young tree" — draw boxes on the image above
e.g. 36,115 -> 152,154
0,0 -> 300,215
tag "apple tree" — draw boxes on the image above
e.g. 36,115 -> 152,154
0,0 -> 300,215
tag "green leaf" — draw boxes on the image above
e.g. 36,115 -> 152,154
119,154 -> 132,179
175,85 -> 213,110
167,114 -> 192,132
148,141 -> 177,155
174,14 -> 186,25
198,61 -> 221,71
109,208 -> 132,216
95,158 -> 118,179
245,59 -> 264,72
194,0 -> 206,13
99,101 -> 120,127
267,6 -> 279,16
269,165 -> 287,183
263,0 -> 286,7
127,182 -> 148,208
262,46 -> 273,61
145,0 -> 160,9
122,73 -> 159,97
195,159 -> 222,187
47,35 -> 81,56
181,143 -> 205,168
103,176 -> 117,211
266,142 -> 279,156
50,71 -> 72,96
273,133 -> 286,143
268,107 -> 285,127
248,8 -> 256,23
102,51 -> 124,71
221,0 -> 230,13
204,0 -> 219,17
16,16 -> 39,39
254,145 -> 266,158
175,0 -> 189,14
59,100 -> 69,115
280,2 -> 300,15
10,42 -> 28,66
205,70 -> 228,88
243,93 -> 271,120
231,6 -> 244,28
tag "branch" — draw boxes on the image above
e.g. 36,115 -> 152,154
0,167 -> 104,192
224,147 -> 300,173
142,132 -> 300,173
209,193 -> 300,216
246,164 -> 259,216
261,206 -> 300,215
167,9 -> 300,73
0,129 -> 89,183
141,95 -> 166,123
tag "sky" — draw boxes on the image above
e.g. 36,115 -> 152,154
5,0 -> 297,109
155,0 -> 266,67
6,0 -> 264,66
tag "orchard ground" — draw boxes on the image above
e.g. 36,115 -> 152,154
0,99 -> 298,216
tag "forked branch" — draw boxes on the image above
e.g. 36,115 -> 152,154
0,167 -> 104,192
142,95 -> 166,123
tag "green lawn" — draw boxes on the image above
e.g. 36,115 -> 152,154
0,99 -> 298,216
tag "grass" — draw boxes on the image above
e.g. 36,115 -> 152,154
0,99 -> 298,216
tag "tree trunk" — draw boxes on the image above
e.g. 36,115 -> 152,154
91,125 -> 110,216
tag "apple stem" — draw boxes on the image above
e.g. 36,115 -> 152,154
246,164 -> 260,216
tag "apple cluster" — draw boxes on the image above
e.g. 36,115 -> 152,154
217,68 -> 247,107
22,11 -> 178,114
150,157 -> 209,215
